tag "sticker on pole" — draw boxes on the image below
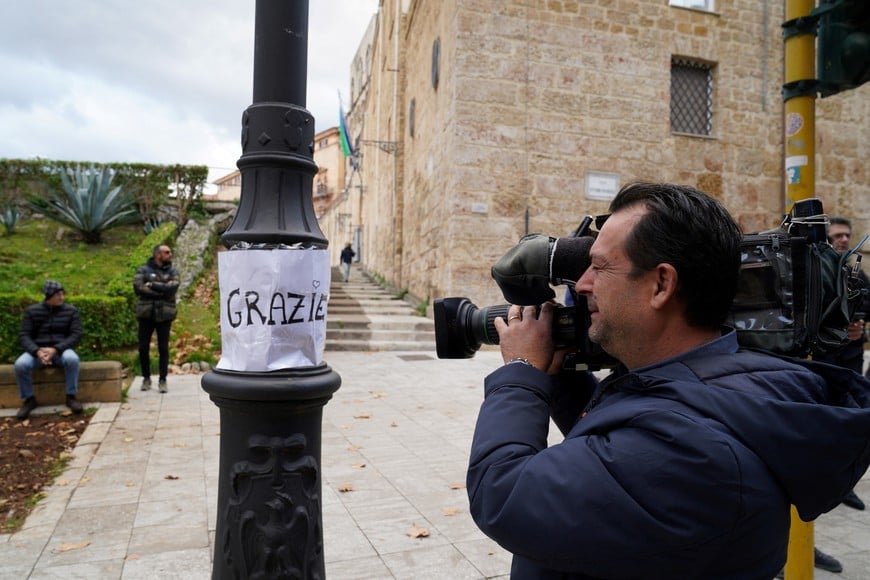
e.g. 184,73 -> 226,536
216,249 -> 330,372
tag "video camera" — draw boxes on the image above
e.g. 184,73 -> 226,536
434,199 -> 866,370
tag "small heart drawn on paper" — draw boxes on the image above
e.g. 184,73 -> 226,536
312,280 -> 321,289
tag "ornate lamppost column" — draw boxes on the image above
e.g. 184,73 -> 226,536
201,1 -> 340,578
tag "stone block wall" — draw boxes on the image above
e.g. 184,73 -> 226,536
328,0 -> 869,309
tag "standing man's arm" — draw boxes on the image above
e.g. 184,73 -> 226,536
166,266 -> 180,296
149,267 -> 180,296
133,266 -> 156,296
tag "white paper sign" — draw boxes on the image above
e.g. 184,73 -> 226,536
216,249 -> 330,372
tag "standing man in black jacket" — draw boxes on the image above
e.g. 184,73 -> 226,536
14,280 -> 83,419
816,216 -> 868,512
133,245 -> 179,393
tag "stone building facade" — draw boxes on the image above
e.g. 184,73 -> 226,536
311,126 -> 347,217
319,0 -> 869,309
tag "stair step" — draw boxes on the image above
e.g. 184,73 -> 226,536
325,339 -> 437,352
328,306 -> 415,315
326,329 -> 435,342
328,297 -> 403,306
327,317 -> 433,331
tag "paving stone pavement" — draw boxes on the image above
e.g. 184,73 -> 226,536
1,350 -> 869,579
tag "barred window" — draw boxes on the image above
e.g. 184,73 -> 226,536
669,0 -> 714,10
670,58 -> 714,136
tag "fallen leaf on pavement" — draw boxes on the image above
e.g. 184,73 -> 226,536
448,482 -> 465,490
406,524 -> 430,538
56,541 -> 91,552
165,474 -> 179,480
338,483 -> 354,492
353,463 -> 366,469
353,413 -> 371,419
442,507 -> 460,516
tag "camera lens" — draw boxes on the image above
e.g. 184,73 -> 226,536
433,298 -> 502,359
434,297 -> 578,359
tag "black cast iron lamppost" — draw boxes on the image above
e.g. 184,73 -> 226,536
201,1 -> 340,578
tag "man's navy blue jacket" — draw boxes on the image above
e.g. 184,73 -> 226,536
467,330 -> 870,579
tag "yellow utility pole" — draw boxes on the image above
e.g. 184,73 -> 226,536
782,0 -> 817,577
784,0 -> 817,213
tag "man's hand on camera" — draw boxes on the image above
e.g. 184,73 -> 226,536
494,303 -> 556,372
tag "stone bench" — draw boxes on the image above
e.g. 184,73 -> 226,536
0,361 -> 123,409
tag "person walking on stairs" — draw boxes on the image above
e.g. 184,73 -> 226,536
340,242 -> 356,283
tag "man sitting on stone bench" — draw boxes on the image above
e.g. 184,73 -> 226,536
14,280 -> 83,419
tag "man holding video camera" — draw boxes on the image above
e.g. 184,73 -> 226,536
466,182 -> 870,579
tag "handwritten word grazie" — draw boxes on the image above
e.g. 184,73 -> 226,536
226,289 -> 327,328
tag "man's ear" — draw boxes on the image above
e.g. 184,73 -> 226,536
649,263 -> 679,310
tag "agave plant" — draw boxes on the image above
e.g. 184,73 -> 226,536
0,204 -> 20,235
29,165 -> 139,243
143,215 -> 164,234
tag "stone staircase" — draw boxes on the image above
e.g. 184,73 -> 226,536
325,268 -> 436,352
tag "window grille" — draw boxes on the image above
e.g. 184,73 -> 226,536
670,58 -> 714,136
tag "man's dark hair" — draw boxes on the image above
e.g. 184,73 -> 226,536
152,244 -> 164,257
829,216 -> 851,229
609,182 -> 742,329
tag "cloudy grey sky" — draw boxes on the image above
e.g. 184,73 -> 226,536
0,0 -> 379,186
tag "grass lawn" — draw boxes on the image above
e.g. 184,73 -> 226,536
0,218 -> 145,296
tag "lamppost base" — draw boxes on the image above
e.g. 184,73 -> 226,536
202,365 -> 341,580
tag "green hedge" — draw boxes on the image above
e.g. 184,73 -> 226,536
0,222 -> 177,364
0,293 -> 131,363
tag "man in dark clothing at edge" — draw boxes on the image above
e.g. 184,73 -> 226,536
817,218 -> 869,500
15,280 -> 83,419
133,244 -> 179,394
803,216 -> 869,573
466,183 -> 870,579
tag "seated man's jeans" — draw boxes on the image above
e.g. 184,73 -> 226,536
14,350 -> 80,399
